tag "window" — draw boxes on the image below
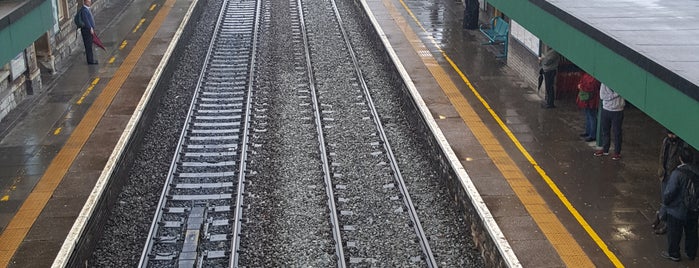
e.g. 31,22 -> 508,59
57,0 -> 68,21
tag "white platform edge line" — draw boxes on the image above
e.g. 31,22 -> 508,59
51,0 -> 200,266
358,0 -> 522,267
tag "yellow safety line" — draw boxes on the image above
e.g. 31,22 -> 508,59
0,0 -> 175,266
387,0 -> 618,266
119,40 -> 128,50
76,77 -> 100,105
0,172 -> 22,204
133,18 -> 147,33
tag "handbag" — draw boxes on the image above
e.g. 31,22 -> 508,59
578,91 -> 591,101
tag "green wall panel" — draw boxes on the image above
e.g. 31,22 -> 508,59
0,29 -> 10,61
645,76 -> 699,148
593,49 -> 647,108
0,0 -> 53,66
486,0 -> 699,149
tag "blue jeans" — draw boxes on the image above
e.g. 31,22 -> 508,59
583,108 -> 597,139
600,109 -> 623,154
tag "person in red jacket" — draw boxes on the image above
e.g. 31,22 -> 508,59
576,72 -> 601,142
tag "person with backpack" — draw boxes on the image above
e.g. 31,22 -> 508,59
77,0 -> 98,65
653,130 -> 689,234
661,147 -> 699,262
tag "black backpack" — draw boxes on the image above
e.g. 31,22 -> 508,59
681,167 -> 699,212
74,11 -> 85,28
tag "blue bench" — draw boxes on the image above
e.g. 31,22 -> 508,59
479,17 -> 509,58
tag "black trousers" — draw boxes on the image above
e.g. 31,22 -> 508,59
686,211 -> 699,259
543,70 -> 556,107
81,28 -> 95,63
599,109 -> 624,154
667,212 -> 699,259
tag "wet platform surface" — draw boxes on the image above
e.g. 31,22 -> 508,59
0,0 -> 691,266
0,0 -> 192,266
368,0 -> 683,266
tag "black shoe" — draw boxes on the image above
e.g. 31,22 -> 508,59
579,133 -> 588,137
661,251 -> 680,262
584,137 -> 596,142
88,61 -> 99,65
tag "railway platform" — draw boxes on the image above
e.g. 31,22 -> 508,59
0,0 -> 195,266
0,0 -> 687,267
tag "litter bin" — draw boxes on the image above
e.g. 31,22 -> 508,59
463,0 -> 479,29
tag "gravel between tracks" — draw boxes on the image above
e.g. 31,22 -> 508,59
88,0 -> 484,266
239,0 -> 334,265
88,0 -> 221,266
335,1 -> 484,266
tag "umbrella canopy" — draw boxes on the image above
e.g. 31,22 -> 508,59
92,32 -> 106,51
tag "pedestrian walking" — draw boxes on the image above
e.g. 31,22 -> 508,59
78,0 -> 98,65
594,83 -> 624,160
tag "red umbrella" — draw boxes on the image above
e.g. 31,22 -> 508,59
92,32 -> 106,51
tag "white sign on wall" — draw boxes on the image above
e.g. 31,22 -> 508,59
510,20 -> 540,55
10,53 -> 27,80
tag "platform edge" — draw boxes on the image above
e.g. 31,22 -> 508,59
50,0 -> 201,266
358,0 -> 522,267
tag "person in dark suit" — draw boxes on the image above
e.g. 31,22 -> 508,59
79,0 -> 98,65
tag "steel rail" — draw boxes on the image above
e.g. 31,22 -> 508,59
138,0 -> 259,266
230,0 -> 262,266
137,0 -> 232,264
296,0 -> 347,266
326,0 -> 438,266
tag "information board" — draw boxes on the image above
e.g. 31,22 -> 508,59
10,53 -> 27,80
510,20 -> 539,56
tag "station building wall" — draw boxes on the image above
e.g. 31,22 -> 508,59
0,0 -> 106,123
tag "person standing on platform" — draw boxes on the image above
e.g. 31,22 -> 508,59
462,0 -> 479,29
653,130 -> 689,234
594,83 -> 625,160
575,72 -> 600,142
661,147 -> 699,262
79,0 -> 98,65
539,48 -> 560,109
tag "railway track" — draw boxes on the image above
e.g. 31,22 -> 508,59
138,0 -> 260,266
242,0 -> 439,265
88,0 -> 481,265
138,0 -> 438,266
298,0 -> 437,265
